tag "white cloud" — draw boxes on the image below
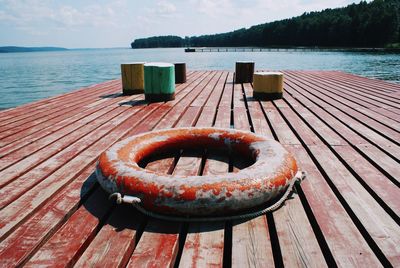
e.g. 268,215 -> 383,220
157,1 -> 177,14
0,0 -> 126,30
144,0 -> 178,19
192,0 -> 235,17
0,0 -> 370,47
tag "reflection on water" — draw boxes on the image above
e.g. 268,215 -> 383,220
0,48 -> 399,109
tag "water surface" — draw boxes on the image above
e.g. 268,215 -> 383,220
0,48 -> 399,109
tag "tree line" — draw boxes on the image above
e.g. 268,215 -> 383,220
131,0 -> 400,49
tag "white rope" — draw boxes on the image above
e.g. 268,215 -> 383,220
109,171 -> 306,222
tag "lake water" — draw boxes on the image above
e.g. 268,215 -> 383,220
0,48 -> 399,109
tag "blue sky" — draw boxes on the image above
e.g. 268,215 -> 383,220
0,0 -> 366,48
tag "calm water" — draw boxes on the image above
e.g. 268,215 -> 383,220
0,48 -> 399,109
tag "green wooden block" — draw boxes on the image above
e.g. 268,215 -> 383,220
144,62 -> 175,95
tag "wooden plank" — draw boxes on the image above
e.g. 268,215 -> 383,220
0,71 -> 196,124
0,70 -> 398,267
339,107 -> 400,141
0,103 -> 132,186
278,107 -> 323,146
308,145 -> 400,266
288,146 -> 382,266
0,93 -> 131,156
0,83 -> 122,146
274,92 -> 400,265
334,145 -> 400,215
284,79 -> 400,159
214,107 -> 231,128
0,95 -> 181,240
74,206 -> 144,267
281,88 -> 400,214
155,72 -> 214,129
369,107 -> 400,122
284,71 -> 399,136
128,71 -> 221,267
178,77 -> 228,267
292,71 -> 400,109
246,74 -> 384,266
242,83 -> 274,138
0,108 -> 139,238
260,104 -> 301,145
310,71 -> 400,103
204,71 -> 228,108
0,89 -> 128,150
127,220 -> 181,268
0,72 -> 209,265
285,93 -> 368,146
332,71 -> 400,92
284,72 -> 371,109
326,107 -> 400,158
242,83 -> 327,267
0,72 -> 206,189
179,220 -> 225,268
313,71 -> 400,100
219,73 -> 234,108
0,164 -> 97,267
24,187 -> 113,267
0,105 -> 135,203
355,144 -> 400,184
190,71 -> 223,106
169,71 -> 213,108
291,72 -> 400,140
232,216 -> 275,267
0,80 -> 119,123
0,81 -> 120,132
196,106 -> 216,127
232,82 -> 246,109
126,157 -> 179,267
0,97 -> 132,173
231,81 -> 275,268
282,97 -> 346,146
354,107 -> 400,126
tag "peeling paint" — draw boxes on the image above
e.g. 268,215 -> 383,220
96,127 -> 298,215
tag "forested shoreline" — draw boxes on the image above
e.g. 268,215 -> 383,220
131,0 -> 400,49
0,46 -> 68,53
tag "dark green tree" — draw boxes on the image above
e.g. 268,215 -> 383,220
131,0 -> 400,49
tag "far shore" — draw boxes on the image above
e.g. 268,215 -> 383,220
131,46 -> 400,53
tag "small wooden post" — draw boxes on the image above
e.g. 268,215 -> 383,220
253,72 -> 284,100
144,62 -> 175,102
235,61 -> 255,83
121,62 -> 145,95
174,63 -> 187,83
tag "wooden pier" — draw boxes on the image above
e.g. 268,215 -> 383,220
184,47 -> 395,53
0,71 -> 399,267
185,47 -> 321,52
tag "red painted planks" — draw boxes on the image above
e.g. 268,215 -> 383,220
230,81 -> 275,267
242,82 -> 327,267
0,71 -> 398,267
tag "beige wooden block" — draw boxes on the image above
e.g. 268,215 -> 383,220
253,71 -> 284,100
121,62 -> 145,95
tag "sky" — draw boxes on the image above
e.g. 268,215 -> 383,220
0,0 -> 367,48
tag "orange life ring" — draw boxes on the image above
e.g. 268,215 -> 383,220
96,127 -> 298,216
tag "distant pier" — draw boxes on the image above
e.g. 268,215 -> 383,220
184,47 -> 399,53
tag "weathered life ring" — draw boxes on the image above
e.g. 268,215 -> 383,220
96,127 -> 299,216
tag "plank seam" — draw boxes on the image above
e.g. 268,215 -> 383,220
271,101 -> 392,267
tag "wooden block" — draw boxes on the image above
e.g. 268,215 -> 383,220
253,71 -> 283,100
174,62 -> 187,83
235,61 -> 255,83
121,62 -> 145,95
144,62 -> 175,102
